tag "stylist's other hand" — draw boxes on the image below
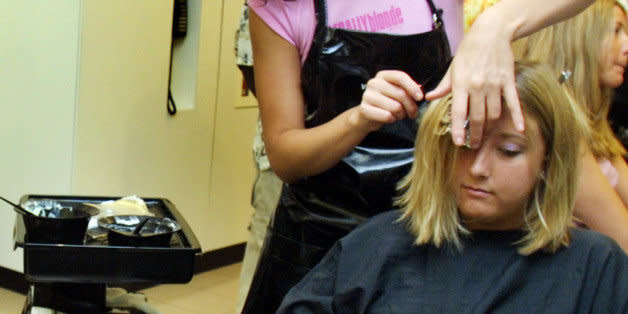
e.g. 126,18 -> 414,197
425,12 -> 524,148
353,70 -> 424,132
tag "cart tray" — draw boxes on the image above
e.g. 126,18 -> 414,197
14,195 -> 201,284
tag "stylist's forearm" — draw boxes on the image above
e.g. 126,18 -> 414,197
264,108 -> 371,183
479,0 -> 595,41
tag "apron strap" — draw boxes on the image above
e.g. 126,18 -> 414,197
425,0 -> 445,29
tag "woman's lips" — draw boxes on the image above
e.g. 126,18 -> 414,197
462,185 -> 492,198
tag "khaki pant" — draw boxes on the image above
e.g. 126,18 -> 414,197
236,169 -> 282,313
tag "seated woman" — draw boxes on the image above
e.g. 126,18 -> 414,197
277,61 -> 628,313
512,0 -> 628,252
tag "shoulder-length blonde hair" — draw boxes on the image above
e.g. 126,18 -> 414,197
512,0 -> 626,159
396,61 -> 587,255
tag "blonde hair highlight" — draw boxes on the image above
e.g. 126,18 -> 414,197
397,61 -> 586,255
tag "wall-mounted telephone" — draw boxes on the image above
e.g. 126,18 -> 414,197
168,0 -> 188,115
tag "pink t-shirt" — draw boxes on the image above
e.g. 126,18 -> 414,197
248,0 -> 463,65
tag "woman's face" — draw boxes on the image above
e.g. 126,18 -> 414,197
599,5 -> 628,88
452,113 -> 546,230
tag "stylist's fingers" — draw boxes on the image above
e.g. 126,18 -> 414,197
485,81 -> 502,121
375,70 -> 424,101
467,91 -> 486,148
358,101 -> 396,128
365,71 -> 423,119
425,67 -> 452,100
430,64 -> 477,146
502,76 -> 525,132
450,87 -> 469,146
362,87 -> 407,121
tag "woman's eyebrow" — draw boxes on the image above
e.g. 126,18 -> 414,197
497,132 -> 529,142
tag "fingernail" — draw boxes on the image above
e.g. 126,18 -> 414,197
517,122 -> 525,131
416,86 -> 424,99
454,135 -> 463,145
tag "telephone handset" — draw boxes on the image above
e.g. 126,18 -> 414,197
168,0 -> 188,115
172,0 -> 188,39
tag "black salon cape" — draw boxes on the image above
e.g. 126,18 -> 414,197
277,210 -> 628,313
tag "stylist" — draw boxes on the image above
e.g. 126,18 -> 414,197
243,0 -> 595,312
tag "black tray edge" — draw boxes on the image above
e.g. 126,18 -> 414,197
15,194 -> 202,253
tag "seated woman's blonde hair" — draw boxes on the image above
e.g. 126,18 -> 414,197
512,0 -> 626,159
396,61 -> 588,255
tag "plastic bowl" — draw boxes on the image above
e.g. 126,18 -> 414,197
98,215 -> 181,247
18,203 -> 99,244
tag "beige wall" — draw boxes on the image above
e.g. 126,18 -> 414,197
0,0 -> 258,271
74,0 -> 257,253
208,1 -> 260,247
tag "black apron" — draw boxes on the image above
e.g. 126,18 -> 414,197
243,0 -> 451,312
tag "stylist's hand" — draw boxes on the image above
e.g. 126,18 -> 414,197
352,70 -> 424,132
426,12 -> 524,148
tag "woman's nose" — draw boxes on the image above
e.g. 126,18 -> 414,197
621,41 -> 628,57
469,148 -> 490,178
621,32 -> 628,56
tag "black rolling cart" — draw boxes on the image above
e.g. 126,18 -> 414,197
13,195 -> 201,313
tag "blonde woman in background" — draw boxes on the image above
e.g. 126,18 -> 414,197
278,61 -> 628,313
513,0 -> 628,252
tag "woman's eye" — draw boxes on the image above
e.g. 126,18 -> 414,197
499,149 -> 520,157
498,145 -> 522,156
615,23 -> 626,35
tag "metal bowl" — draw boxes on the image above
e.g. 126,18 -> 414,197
18,200 -> 99,244
98,215 -> 181,247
